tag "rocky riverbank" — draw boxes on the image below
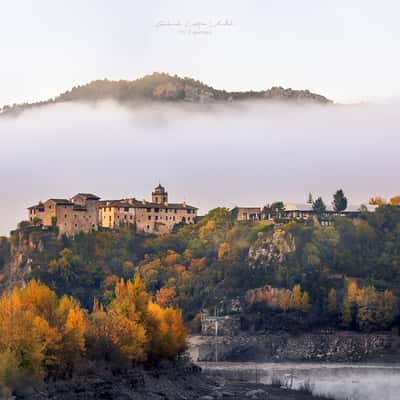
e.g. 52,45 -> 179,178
189,331 -> 400,362
11,360 -> 331,400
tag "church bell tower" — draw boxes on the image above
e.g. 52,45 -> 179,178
152,184 -> 168,204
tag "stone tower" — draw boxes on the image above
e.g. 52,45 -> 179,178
152,184 -> 168,204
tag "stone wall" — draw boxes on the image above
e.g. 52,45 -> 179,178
201,316 -> 241,336
189,332 -> 400,362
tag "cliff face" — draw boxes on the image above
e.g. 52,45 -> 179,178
0,231 -> 33,292
248,229 -> 295,267
0,226 -> 59,293
189,332 -> 400,363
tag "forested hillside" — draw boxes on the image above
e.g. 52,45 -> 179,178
1,206 -> 399,334
0,72 -> 332,117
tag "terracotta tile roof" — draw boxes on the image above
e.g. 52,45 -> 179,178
47,199 -> 72,205
73,193 -> 100,200
98,198 -> 197,210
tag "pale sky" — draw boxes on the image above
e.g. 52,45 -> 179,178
1,0 -> 400,105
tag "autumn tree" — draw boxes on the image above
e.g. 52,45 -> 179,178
218,242 -> 231,260
146,302 -> 187,360
389,195 -> 400,205
347,280 -> 359,304
369,196 -> 386,205
278,291 -> 291,313
291,284 -> 303,310
156,287 -> 176,308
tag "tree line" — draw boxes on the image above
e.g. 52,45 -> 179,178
0,278 -> 186,396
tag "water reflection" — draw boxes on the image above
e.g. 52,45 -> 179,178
199,362 -> 400,400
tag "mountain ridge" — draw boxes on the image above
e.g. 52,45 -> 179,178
0,72 -> 333,117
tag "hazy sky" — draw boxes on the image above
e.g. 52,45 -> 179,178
1,1 -> 399,236
1,1 -> 400,105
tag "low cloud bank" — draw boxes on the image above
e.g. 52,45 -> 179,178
0,100 -> 399,235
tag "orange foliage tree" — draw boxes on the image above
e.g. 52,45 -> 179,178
0,277 -> 188,391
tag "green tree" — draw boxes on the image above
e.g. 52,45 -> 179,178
300,291 -> 311,312
380,289 -> 398,329
312,197 -> 326,216
341,296 -> 352,328
333,189 -> 348,212
326,288 -> 338,316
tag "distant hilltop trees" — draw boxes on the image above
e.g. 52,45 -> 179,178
0,72 -> 333,117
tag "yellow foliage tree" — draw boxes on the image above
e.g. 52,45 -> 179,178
291,284 -> 303,310
199,220 -> 216,239
389,195 -> 400,205
347,280 -> 359,304
278,291 -> 291,313
217,242 -> 231,260
369,196 -> 387,205
146,302 -> 187,360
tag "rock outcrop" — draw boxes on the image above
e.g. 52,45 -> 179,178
248,229 -> 295,267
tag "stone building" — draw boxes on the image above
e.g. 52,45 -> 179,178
233,202 -> 377,223
98,184 -> 198,235
28,193 -> 100,236
28,185 -> 197,237
231,207 -> 262,221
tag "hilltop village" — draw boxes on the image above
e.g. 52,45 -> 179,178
27,185 -> 379,237
28,185 -> 198,236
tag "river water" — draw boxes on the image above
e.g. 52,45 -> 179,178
198,362 -> 400,400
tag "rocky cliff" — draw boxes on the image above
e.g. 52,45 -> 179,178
0,225 -> 60,293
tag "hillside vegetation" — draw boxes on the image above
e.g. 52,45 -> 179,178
0,72 -> 332,116
1,206 -> 400,336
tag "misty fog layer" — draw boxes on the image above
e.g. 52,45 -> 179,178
0,100 -> 399,235
202,362 -> 400,400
